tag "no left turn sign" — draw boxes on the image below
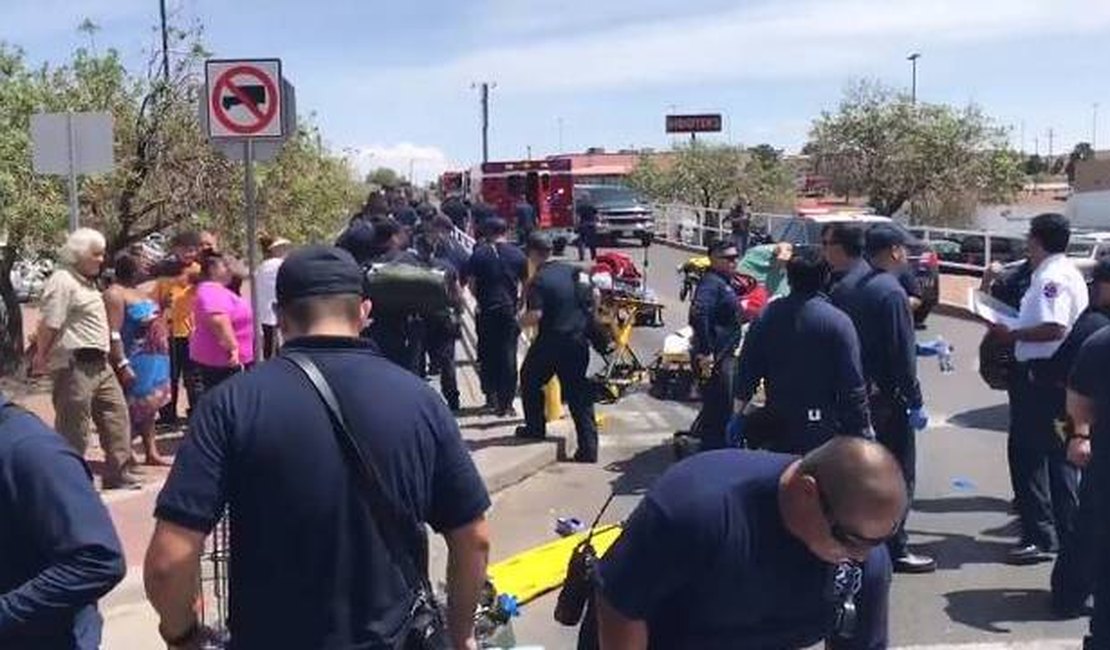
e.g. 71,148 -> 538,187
205,59 -> 283,139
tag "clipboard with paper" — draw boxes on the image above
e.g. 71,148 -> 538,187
967,289 -> 1019,328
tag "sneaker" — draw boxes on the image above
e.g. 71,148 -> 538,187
1007,543 -> 1054,565
892,553 -> 937,574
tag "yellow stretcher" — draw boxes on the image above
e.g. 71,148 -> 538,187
592,293 -> 660,403
487,524 -> 623,605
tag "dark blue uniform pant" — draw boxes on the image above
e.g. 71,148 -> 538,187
520,336 -> 598,459
872,391 -> 916,559
1052,460 -> 1099,613
1007,367 -> 1079,551
577,226 -> 597,261
693,355 -> 736,451
365,315 -> 425,375
476,310 -> 520,411
1090,475 -> 1110,648
427,317 -> 460,410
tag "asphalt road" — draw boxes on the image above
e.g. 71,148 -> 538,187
485,242 -> 1090,649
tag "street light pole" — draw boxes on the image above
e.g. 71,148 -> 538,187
907,53 -> 921,104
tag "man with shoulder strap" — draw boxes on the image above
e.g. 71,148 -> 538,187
0,393 -> 126,649
145,246 -> 491,649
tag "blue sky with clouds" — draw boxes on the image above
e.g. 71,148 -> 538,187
5,0 -> 1110,181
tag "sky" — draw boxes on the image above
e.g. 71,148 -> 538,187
5,0 -> 1110,182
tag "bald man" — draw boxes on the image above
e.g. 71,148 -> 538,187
593,438 -> 906,650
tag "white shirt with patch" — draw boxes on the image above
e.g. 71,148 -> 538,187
1014,253 -> 1089,361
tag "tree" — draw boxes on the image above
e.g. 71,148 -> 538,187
365,167 -> 401,188
1024,154 -> 1048,177
807,80 -> 1023,223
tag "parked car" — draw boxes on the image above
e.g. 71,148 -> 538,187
575,184 -> 654,248
772,211 -> 940,326
1066,232 -> 1110,280
957,235 -> 1027,269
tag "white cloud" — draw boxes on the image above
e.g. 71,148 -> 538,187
344,143 -> 458,185
361,0 -> 1110,94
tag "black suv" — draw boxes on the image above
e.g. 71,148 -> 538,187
774,215 -> 941,326
575,184 -> 654,247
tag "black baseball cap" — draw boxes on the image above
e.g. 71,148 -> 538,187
708,240 -> 739,259
865,223 -> 908,255
277,246 -> 365,305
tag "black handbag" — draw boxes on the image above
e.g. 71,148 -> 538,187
284,353 -> 449,650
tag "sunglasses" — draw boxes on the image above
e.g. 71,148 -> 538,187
817,485 -> 895,552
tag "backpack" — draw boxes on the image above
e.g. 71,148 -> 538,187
364,262 -> 451,318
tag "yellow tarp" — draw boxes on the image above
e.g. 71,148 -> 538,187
487,525 -> 623,604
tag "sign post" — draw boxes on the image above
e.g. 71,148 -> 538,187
205,58 -> 286,358
31,111 -> 115,231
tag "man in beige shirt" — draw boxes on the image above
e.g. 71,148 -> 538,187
33,228 -> 139,490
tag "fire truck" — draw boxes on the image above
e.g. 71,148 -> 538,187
470,158 -> 576,249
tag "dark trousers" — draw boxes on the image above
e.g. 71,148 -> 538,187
262,324 -> 280,360
196,363 -> 245,396
693,355 -> 736,451
161,336 -> 200,422
427,319 -> 460,410
1052,460 -> 1100,612
1090,483 -> 1110,648
520,336 -> 597,460
1007,368 -> 1079,550
365,316 -> 425,375
871,392 -> 916,558
577,227 -> 597,261
476,310 -> 520,411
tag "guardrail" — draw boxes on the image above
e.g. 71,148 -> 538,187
649,202 -> 1036,278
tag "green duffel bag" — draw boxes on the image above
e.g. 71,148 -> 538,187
364,262 -> 451,317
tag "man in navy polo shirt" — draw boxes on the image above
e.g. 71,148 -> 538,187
594,437 -> 906,649
144,246 -> 491,650
0,394 -> 125,649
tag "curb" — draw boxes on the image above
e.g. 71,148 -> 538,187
933,301 -> 980,323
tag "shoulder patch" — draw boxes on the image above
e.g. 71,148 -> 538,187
1043,281 -> 1059,299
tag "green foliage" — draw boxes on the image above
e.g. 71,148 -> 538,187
1066,142 -> 1095,183
365,167 -> 402,189
807,80 -> 1023,223
627,143 -> 794,213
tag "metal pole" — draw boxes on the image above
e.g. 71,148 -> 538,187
480,83 -> 490,164
244,140 -> 262,360
66,112 -> 79,232
908,53 -> 921,104
159,0 -> 170,85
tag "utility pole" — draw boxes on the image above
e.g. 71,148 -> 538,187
526,145 -> 532,161
1094,103 -> 1100,150
1020,121 -> 1026,155
159,0 -> 170,85
1048,128 -> 1055,161
1034,136 -> 1040,158
907,52 -> 921,104
473,82 -> 495,164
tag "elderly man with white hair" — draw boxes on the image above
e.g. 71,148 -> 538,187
32,228 -> 140,490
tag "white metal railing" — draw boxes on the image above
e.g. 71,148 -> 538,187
649,202 -> 1047,277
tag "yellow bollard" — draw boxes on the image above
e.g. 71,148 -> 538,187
545,377 -> 563,422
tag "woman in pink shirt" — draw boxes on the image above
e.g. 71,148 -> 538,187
190,252 -> 254,393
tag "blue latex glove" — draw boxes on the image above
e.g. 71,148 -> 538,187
908,407 -> 929,432
726,413 -> 747,447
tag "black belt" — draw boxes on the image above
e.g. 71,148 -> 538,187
72,348 -> 108,363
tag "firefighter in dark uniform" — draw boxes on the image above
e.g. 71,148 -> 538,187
442,195 -> 470,232
689,240 -> 743,451
732,247 -> 871,453
346,218 -> 428,373
575,191 -> 599,262
1067,324 -> 1110,649
991,214 -> 1088,566
514,194 -> 537,245
1051,259 -> 1110,617
826,223 -> 935,574
465,218 -> 528,416
515,233 -> 598,463
421,215 -> 469,411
